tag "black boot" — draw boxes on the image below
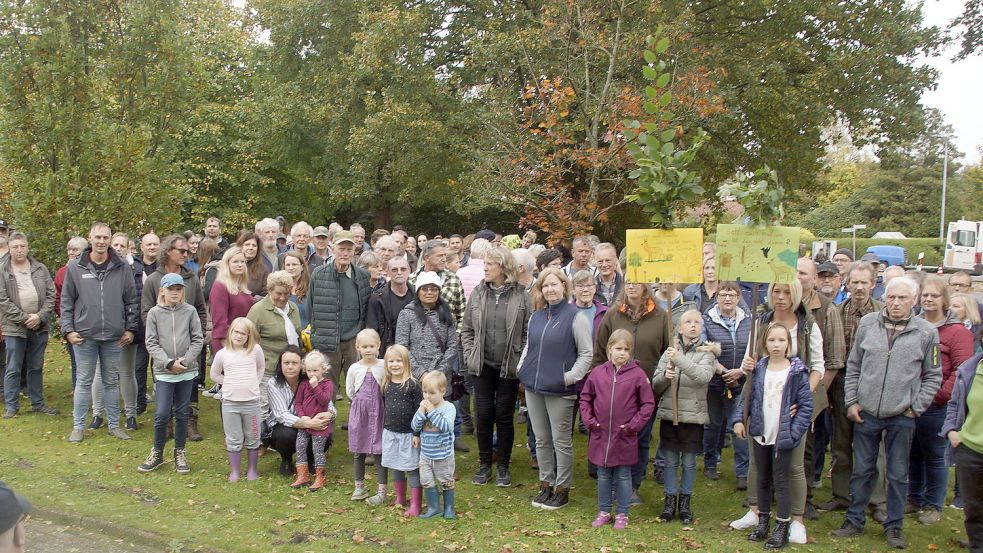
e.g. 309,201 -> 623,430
748,512 -> 770,541
678,494 -> 694,524
659,494 -> 677,522
764,518 -> 790,549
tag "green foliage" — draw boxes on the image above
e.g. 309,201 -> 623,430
625,33 -> 707,230
717,166 -> 786,226
952,0 -> 982,60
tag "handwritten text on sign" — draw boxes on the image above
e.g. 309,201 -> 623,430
625,228 -> 704,284
715,224 -> 799,284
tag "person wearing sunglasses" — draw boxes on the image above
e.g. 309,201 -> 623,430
140,234 -> 209,441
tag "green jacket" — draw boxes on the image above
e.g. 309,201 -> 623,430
306,263 -> 371,352
0,256 -> 55,337
652,340 -> 719,424
247,295 -> 302,375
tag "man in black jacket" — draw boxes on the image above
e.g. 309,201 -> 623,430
366,257 -> 414,355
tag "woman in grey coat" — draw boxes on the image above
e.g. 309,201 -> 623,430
395,271 -> 458,380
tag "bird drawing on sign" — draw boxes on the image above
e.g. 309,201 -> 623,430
761,247 -> 771,258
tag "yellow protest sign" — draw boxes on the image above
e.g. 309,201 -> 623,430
715,224 -> 800,284
625,228 -> 704,284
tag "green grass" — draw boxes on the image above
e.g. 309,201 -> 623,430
0,347 -> 970,552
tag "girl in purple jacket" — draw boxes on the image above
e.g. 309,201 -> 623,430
733,323 -> 813,549
579,329 -> 655,530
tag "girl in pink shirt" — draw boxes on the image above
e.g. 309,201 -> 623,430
210,317 -> 265,482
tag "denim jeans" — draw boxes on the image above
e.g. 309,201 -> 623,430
92,343 -> 138,418
72,339 -> 123,429
132,340 -> 150,412
663,449 -> 697,495
907,404 -> 949,511
67,342 -> 78,388
630,412 -> 656,489
753,440 -> 794,519
153,378 -> 194,450
703,386 -> 749,477
597,465 -> 632,515
846,411 -> 916,530
3,330 -> 49,411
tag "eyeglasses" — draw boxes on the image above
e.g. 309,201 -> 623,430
717,292 -> 739,299
174,248 -> 189,255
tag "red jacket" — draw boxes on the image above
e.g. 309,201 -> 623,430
935,317 -> 975,406
579,359 -> 655,468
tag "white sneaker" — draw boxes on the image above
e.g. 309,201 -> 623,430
789,520 -> 807,544
730,509 -> 759,530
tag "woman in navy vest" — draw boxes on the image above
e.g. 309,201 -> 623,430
518,267 -> 593,511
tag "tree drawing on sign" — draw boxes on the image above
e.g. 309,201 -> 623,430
628,251 -> 644,283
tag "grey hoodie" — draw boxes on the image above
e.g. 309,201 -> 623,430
844,309 -> 942,418
145,302 -> 204,377
60,248 -> 139,341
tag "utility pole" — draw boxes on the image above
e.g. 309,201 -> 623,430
939,144 -> 948,241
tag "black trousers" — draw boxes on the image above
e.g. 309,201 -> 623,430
956,444 -> 983,553
753,440 -> 794,520
472,364 -> 519,467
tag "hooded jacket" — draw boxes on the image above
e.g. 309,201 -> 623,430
942,352 -> 983,462
579,359 -> 655,467
0,255 -> 55,337
651,339 -> 719,424
140,265 -> 208,332
734,356 -> 814,450
145,301 -> 203,377
845,309 -> 943,418
592,298 -> 670,378
926,310 -> 976,406
60,248 -> 139,341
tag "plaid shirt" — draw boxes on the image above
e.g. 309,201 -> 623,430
839,296 -> 883,354
410,267 -> 465,333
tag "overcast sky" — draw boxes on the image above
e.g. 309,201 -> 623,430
922,0 -> 982,164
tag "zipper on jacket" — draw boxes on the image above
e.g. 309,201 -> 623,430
604,368 -> 618,466
171,310 -> 178,370
875,351 -> 891,418
533,308 -> 550,391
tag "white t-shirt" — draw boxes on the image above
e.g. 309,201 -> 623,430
756,366 -> 790,446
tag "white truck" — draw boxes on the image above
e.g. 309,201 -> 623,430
944,219 -> 983,275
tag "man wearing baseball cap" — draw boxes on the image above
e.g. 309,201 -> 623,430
307,230 -> 371,398
0,481 -> 31,553
816,261 -> 841,300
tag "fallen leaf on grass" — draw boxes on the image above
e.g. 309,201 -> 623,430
927,545 -> 939,551
352,533 -> 365,545
326,507 -> 349,514
275,520 -> 287,526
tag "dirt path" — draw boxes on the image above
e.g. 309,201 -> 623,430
24,518 -> 161,553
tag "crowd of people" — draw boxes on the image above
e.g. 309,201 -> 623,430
0,218 -> 981,550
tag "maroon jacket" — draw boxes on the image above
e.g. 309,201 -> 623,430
579,359 -> 655,468
294,379 -> 334,438
935,315 -> 975,406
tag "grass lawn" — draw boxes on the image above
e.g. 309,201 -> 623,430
0,346 -> 971,552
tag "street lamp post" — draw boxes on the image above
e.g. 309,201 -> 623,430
841,224 -> 867,259
939,144 -> 948,241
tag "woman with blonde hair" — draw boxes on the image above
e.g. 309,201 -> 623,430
208,246 -> 255,354
519,267 -> 593,510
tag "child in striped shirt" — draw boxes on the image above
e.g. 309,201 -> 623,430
411,371 -> 457,519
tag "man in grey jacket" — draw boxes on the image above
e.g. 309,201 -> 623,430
833,276 -> 942,549
62,222 -> 139,443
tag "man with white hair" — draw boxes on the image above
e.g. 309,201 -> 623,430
279,221 -> 325,270
372,236 -> 398,270
592,243 -> 622,306
833,276 -> 942,549
511,248 -> 536,292
457,238 -> 492,300
255,218 -> 283,270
